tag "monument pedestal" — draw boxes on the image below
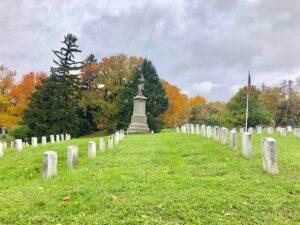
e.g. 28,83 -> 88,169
127,95 -> 150,134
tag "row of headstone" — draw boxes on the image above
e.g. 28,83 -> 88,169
43,130 -> 125,179
178,124 -> 279,175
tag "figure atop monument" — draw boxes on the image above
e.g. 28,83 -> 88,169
137,75 -> 145,96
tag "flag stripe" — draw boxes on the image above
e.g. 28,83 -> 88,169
247,72 -> 251,96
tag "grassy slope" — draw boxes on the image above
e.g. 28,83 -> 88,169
0,130 -> 299,224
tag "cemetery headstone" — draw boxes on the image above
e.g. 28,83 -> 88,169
267,127 -> 273,135
230,130 -> 237,150
50,135 -> 55,143
10,141 -> 14,148
115,132 -> 120,145
242,132 -> 252,158
99,139 -> 105,152
42,151 -> 57,179
201,125 -> 206,137
280,128 -> 286,136
191,124 -> 195,134
15,139 -> 23,152
31,137 -> 38,148
220,127 -> 228,145
88,141 -> 96,159
67,146 -> 78,169
3,142 -> 7,149
0,142 -> 3,157
176,127 -> 180,133
213,126 -> 219,141
262,138 -> 279,174
108,135 -> 113,149
287,126 -> 292,132
207,126 -> 212,139
60,134 -> 64,141
42,136 -> 47,146
248,127 -> 254,134
256,125 -> 262,134
195,124 -> 200,135
56,135 -> 60,143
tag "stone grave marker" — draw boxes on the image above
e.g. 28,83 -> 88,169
67,146 -> 78,169
99,139 -> 105,152
43,151 -> 57,179
42,136 -> 47,146
88,141 -> 96,159
15,139 -> 23,152
242,132 -> 252,158
230,130 -> 237,150
31,137 -> 38,148
262,138 -> 279,174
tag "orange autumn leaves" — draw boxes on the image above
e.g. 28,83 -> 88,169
0,66 -> 46,129
160,80 -> 206,127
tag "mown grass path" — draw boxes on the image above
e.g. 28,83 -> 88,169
0,131 -> 299,224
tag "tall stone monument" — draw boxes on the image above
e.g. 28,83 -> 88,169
127,75 -> 150,134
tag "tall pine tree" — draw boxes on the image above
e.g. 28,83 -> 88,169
117,59 -> 168,132
24,34 -> 84,137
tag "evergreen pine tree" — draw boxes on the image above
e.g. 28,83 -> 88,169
117,59 -> 168,132
23,34 -> 84,137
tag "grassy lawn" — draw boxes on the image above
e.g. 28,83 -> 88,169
0,130 -> 299,224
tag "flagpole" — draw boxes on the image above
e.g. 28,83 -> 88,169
245,92 -> 249,132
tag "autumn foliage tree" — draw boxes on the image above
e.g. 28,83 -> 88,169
160,80 -> 189,127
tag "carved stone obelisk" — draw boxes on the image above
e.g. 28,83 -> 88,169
127,75 -> 150,134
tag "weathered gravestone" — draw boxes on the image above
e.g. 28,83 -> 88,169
207,126 -> 212,139
42,136 -> 47,146
267,127 -> 273,135
15,139 -> 23,152
201,125 -> 206,137
31,137 -> 38,148
287,126 -> 292,132
60,134 -> 64,142
280,128 -> 286,136
195,124 -> 200,135
191,124 -> 195,134
115,132 -> 120,145
42,151 -> 57,179
10,141 -> 14,148
88,141 -> 96,159
230,130 -> 237,150
239,127 -> 244,133
99,139 -> 105,152
127,75 -> 150,134
262,138 -> 279,174
248,127 -> 254,134
213,126 -> 219,140
67,146 -> 78,169
0,142 -> 3,157
220,127 -> 228,145
256,125 -> 262,134
108,135 -> 113,149
50,135 -> 55,143
56,135 -> 60,143
242,132 -> 252,158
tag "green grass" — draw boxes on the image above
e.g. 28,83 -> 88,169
0,130 -> 299,224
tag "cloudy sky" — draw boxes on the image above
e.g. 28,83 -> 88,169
0,0 -> 300,101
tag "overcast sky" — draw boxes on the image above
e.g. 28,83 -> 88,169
1,0 -> 300,102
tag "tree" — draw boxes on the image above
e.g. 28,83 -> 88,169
0,66 -> 20,129
81,54 -> 98,91
189,102 -> 225,126
160,80 -> 189,127
221,86 -> 272,128
80,54 -> 143,131
188,96 -> 206,107
23,34 -> 84,137
118,59 -> 168,132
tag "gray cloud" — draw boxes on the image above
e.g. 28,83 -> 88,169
0,0 -> 300,102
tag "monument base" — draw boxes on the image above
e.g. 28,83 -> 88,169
126,95 -> 150,134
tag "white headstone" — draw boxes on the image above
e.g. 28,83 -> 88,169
67,146 -> 78,169
213,126 -> 219,141
10,141 -> 14,148
176,127 -> 180,133
56,135 -> 60,143
60,134 -> 64,141
42,136 -> 47,146
267,127 -> 273,135
88,141 -> 96,159
195,124 -> 200,135
50,135 -> 55,143
257,125 -> 262,134
191,124 -> 195,134
220,127 -> 228,145
287,126 -> 292,132
242,132 -> 252,158
108,135 -> 113,149
31,137 -> 38,148
115,132 -> 120,145
42,151 -> 57,179
99,138 -> 105,152
207,126 -> 212,139
0,142 -> 3,157
3,142 -> 7,149
280,128 -> 286,136
248,127 -> 253,134
15,139 -> 23,152
230,130 -> 237,150
201,125 -> 206,137
262,138 -> 279,174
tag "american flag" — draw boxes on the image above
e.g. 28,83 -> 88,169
247,71 -> 251,96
